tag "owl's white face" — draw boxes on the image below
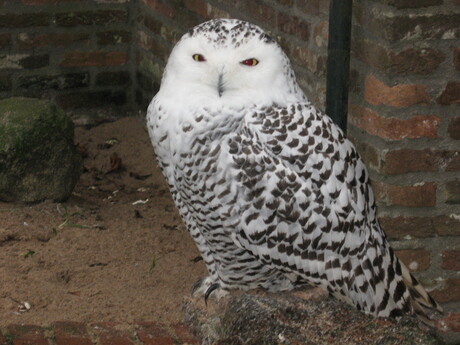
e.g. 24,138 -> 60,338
157,19 -> 305,109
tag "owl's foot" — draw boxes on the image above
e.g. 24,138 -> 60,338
191,277 -> 226,304
204,283 -> 220,305
191,277 -> 212,296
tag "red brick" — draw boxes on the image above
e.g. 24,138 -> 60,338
0,331 -> 7,345
137,30 -> 155,50
278,13 -> 309,41
94,0 -> 128,2
92,322 -> 135,345
313,21 -> 328,48
382,149 -> 460,174
0,74 -> 12,91
353,2 -> 365,25
296,0 -> 320,16
238,0 -> 276,23
380,216 -> 436,239
275,0 -> 294,6
446,179 -> 460,204
0,33 -> 11,48
171,323 -> 199,344
454,47 -> 460,71
383,0 -> 442,8
135,322 -> 174,345
446,158 -> 460,171
448,117 -> 460,140
17,33 -> 90,49
383,149 -> 436,174
441,250 -> 460,271
446,152 -> 460,171
159,24 -> 182,44
430,279 -> 460,303
389,183 -> 437,207
354,41 -> 445,75
437,81 -> 460,105
292,46 -> 327,76
373,13 -> 460,41
141,0 -> 175,19
0,53 -> 47,69
184,0 -> 208,18
19,0 -> 80,3
137,31 -> 171,57
96,71 -> 130,87
7,325 -> 49,345
142,14 -> 162,34
0,13 -> 49,27
439,313 -> 460,333
373,180 -> 437,207
352,39 -> 386,70
53,321 -> 92,345
21,54 -> 49,69
364,75 -> 431,107
137,70 -> 156,94
349,104 -> 440,141
434,215 -> 460,236
60,51 -> 127,67
395,249 -> 430,271
55,10 -> 128,26
97,31 -> 131,45
206,4 -> 230,19
56,90 -> 126,109
390,48 -> 445,75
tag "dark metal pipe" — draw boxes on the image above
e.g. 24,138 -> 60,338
325,0 -> 353,133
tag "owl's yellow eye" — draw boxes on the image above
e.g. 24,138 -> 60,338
192,54 -> 206,62
241,58 -> 259,66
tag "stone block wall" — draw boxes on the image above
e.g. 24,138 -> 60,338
0,0 -> 135,110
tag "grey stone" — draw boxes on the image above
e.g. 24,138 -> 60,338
0,97 -> 82,203
184,289 -> 445,345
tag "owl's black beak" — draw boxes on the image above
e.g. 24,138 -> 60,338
217,73 -> 224,97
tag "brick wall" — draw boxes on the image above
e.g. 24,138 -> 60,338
0,0 -> 135,110
349,0 -> 460,339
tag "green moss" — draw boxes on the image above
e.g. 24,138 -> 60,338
0,97 -> 81,203
0,97 -> 73,155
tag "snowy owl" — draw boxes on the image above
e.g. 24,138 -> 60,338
147,18 -> 442,321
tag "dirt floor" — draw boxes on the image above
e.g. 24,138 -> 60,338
0,115 -> 208,326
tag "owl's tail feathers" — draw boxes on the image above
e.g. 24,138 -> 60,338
400,260 -> 443,325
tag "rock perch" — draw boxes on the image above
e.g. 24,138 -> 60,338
0,97 -> 82,203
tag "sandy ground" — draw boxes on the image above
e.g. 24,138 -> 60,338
0,116 -> 207,326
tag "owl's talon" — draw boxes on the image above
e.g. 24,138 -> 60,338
204,282 -> 220,305
191,278 -> 206,296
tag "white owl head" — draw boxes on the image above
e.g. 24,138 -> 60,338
157,19 -> 306,108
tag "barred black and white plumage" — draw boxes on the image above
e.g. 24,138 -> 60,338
147,18 -> 442,323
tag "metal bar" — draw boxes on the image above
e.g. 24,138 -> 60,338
325,0 -> 353,133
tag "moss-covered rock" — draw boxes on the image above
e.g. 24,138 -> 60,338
0,97 -> 82,203
184,289 -> 446,345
